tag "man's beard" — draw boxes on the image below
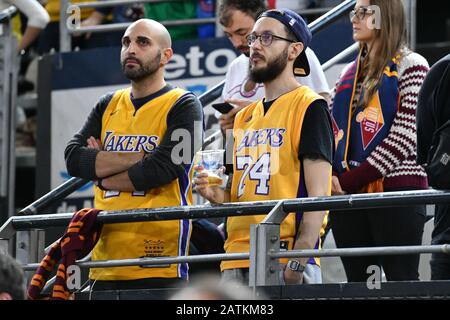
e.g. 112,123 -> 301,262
121,51 -> 161,81
249,47 -> 288,83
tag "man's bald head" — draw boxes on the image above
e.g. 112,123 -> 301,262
124,19 -> 172,49
120,19 -> 174,82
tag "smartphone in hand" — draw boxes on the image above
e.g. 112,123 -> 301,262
211,102 -> 234,114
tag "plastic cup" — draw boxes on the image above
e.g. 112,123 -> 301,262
194,149 -> 225,187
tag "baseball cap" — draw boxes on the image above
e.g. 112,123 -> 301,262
257,8 -> 312,77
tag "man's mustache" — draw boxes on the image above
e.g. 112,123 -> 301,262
123,57 -> 142,65
250,53 -> 265,61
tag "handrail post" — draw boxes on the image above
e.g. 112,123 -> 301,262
60,0 -> 71,52
249,201 -> 287,287
18,177 -> 88,215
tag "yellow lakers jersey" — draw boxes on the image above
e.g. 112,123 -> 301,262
90,87 -> 193,281
222,86 -> 329,270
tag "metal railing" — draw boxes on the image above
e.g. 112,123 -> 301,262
2,189 -> 450,289
18,0 -> 358,216
60,0 -> 218,52
59,0 -> 344,52
0,7 -> 18,222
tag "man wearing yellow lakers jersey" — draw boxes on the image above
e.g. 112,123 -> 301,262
195,9 -> 333,285
65,19 -> 203,290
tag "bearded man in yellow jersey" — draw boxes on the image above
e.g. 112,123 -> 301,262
195,9 -> 333,285
65,19 -> 203,290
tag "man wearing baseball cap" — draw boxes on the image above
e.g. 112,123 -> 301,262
194,9 -> 334,285
217,1 -> 330,132
257,8 -> 312,77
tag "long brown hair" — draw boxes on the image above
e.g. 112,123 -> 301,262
359,0 -> 407,106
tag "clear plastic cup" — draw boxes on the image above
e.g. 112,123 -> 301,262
194,149 -> 225,187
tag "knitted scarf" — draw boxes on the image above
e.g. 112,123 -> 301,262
27,208 -> 102,300
332,51 -> 400,192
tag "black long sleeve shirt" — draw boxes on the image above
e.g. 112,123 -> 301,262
417,54 -> 450,165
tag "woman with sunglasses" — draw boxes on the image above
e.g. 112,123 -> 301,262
329,0 -> 429,282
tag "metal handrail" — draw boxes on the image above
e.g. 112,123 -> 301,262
23,252 -> 250,271
202,130 -> 222,148
59,0 -> 355,48
1,5 -> 19,221
10,189 -> 450,276
75,0 -> 199,9
68,18 -> 217,34
60,0 -> 217,50
13,189 -> 450,272
272,245 -> 450,259
12,189 -> 450,285
9,189 -> 450,232
309,0 -> 355,34
67,7 -> 336,35
322,42 -> 359,71
21,244 -> 450,271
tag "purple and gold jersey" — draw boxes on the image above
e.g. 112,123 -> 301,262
90,87 -> 192,281
223,86 -> 330,270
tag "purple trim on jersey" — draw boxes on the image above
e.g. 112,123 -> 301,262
178,163 -> 192,206
177,163 -> 193,279
178,219 -> 190,279
296,163 -> 317,265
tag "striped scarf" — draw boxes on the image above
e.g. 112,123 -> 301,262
27,208 -> 102,300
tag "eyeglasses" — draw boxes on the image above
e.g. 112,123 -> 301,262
349,6 -> 375,21
246,32 -> 295,47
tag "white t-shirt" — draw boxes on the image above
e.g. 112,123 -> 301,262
221,48 -> 329,102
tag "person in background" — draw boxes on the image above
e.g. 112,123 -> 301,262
0,1 -> 49,145
0,254 -> 25,300
416,53 -> 450,280
330,0 -> 429,282
197,0 -> 216,39
0,0 -> 49,51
